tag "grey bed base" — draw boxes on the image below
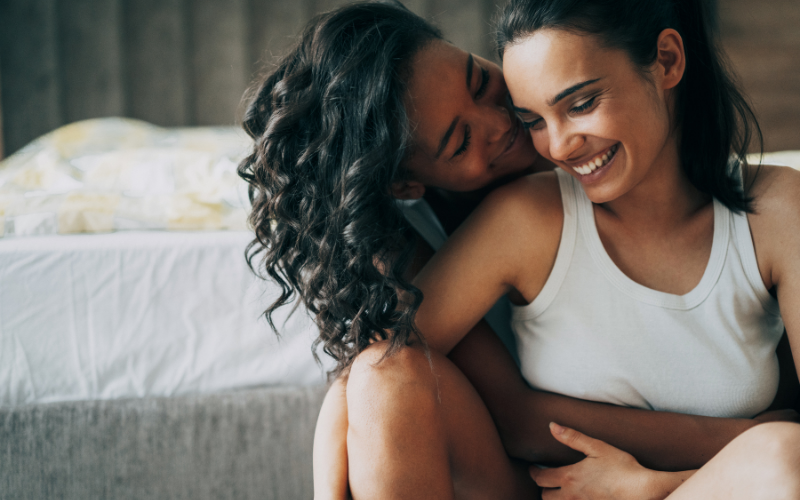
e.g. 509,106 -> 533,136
1,385 -> 327,500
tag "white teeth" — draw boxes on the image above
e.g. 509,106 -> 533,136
572,145 -> 617,175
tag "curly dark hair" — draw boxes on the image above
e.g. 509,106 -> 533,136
238,1 -> 443,376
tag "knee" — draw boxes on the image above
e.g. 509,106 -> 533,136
741,422 -> 800,498
346,341 -> 445,427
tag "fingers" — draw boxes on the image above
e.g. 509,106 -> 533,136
549,422 -> 609,457
529,465 -> 559,489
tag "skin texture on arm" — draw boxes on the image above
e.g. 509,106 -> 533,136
748,164 -> 800,393
412,172 -> 563,355
314,377 -> 352,500
449,320 -> 756,471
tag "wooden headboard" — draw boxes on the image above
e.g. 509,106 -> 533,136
1,0 -> 798,158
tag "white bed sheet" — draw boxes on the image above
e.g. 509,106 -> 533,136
0,230 -> 331,407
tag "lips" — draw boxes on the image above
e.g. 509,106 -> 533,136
571,144 -> 618,176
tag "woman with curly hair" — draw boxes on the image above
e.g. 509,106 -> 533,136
238,1 -> 799,498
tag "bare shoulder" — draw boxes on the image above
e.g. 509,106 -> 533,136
748,164 -> 800,226
481,170 -> 562,217
456,170 -> 564,301
746,164 -> 800,287
465,170 -> 563,242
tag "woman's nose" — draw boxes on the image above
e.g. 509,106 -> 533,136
485,103 -> 512,145
546,122 -> 584,162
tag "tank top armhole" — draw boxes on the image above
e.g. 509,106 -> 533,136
511,169 -> 578,321
732,210 -> 781,316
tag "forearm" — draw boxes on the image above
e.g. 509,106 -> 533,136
645,469 -> 697,499
448,321 -> 754,471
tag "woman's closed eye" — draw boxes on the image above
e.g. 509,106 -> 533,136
570,95 -> 598,114
520,116 -> 544,131
475,67 -> 490,100
454,125 -> 471,157
519,94 -> 600,131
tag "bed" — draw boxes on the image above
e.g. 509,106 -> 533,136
0,118 -> 331,499
2,118 -> 799,499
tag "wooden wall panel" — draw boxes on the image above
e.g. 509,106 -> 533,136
719,0 -> 800,151
313,0 -> 356,16
189,0 -> 249,126
247,0 -> 310,72
2,0 -> 796,157
58,0 -> 125,123
123,0 -> 191,127
428,0 -> 493,59
401,0 -> 430,18
0,0 -> 63,155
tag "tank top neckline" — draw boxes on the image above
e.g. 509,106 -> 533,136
570,172 -> 729,310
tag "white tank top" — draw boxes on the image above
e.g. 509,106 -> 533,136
511,169 -> 784,418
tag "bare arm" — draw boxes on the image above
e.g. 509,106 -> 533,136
313,377 -> 352,500
448,320 -> 754,471
750,165 -> 800,401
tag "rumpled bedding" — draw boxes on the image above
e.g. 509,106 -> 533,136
0,118 -> 252,238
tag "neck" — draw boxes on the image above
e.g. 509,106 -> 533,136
600,140 -> 710,229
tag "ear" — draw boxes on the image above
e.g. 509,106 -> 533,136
656,28 -> 686,90
390,179 -> 426,200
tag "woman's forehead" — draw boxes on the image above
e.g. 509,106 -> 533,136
503,30 -> 614,106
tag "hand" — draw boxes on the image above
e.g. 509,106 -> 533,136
753,408 -> 800,424
529,423 -> 672,500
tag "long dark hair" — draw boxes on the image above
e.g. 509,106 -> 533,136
238,2 -> 442,376
496,0 -> 762,212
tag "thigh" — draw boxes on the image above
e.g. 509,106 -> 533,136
346,342 -> 538,500
666,422 -> 800,500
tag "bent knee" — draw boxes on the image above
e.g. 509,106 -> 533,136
346,342 -> 452,420
741,422 -> 800,495
348,341 -> 444,393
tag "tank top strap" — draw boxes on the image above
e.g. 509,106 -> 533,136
730,209 -> 781,316
511,169 -> 579,320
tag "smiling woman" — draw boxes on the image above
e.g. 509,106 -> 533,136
395,43 -> 538,196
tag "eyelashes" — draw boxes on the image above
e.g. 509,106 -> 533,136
454,126 -> 471,157
518,94 -> 600,131
451,64 -> 491,159
520,118 -> 542,130
475,68 -> 489,100
571,96 -> 597,114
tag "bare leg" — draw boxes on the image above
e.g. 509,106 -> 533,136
314,377 -> 352,500
667,422 -> 800,499
346,341 -> 538,500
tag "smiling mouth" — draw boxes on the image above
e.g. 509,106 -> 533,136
572,144 -> 618,175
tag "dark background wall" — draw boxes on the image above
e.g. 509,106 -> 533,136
0,0 -> 798,158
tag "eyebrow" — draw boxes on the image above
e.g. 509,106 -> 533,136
548,78 -> 601,106
434,54 -> 473,159
435,117 -> 460,159
511,78 -> 602,115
